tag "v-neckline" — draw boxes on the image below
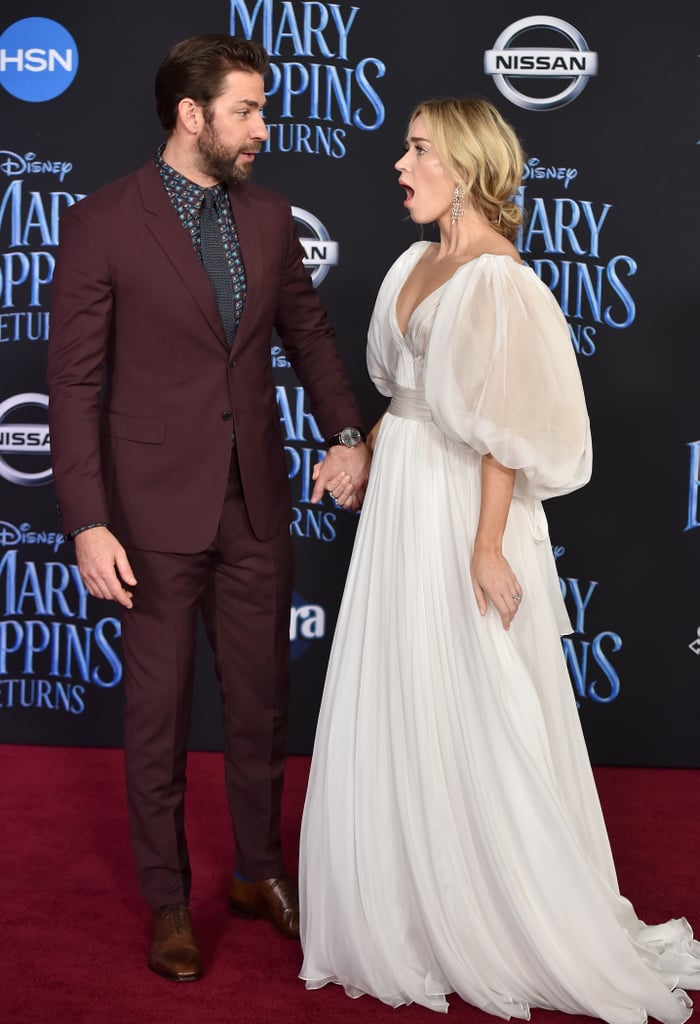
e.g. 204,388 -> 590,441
392,279 -> 448,341
394,245 -> 474,339
393,248 -> 523,339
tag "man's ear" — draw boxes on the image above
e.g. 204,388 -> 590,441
177,97 -> 202,136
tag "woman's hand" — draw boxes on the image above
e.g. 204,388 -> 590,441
472,454 -> 521,629
470,547 -> 522,631
310,443 -> 370,511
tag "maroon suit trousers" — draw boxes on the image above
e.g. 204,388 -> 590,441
120,450 -> 294,909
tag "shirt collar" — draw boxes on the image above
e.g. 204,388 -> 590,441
155,144 -> 226,203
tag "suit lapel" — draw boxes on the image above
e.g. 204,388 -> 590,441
137,161 -> 226,347
227,183 -> 264,354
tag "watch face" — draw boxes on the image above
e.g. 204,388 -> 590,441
340,427 -> 362,447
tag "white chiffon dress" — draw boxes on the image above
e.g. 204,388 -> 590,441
298,242 -> 700,1021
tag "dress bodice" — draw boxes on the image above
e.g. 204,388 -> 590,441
366,240 -> 592,501
389,282 -> 446,391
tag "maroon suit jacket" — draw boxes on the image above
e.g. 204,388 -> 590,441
47,160 -> 362,552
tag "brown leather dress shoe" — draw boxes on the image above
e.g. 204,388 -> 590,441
229,875 -> 300,939
148,904 -> 202,981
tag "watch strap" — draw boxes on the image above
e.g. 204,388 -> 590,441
327,426 -> 366,447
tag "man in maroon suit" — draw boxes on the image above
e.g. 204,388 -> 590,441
47,35 -> 369,982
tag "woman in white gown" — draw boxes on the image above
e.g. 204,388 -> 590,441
298,97 -> 700,1021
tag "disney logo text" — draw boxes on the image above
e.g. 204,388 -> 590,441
0,152 -> 73,183
0,521 -> 64,553
523,158 -> 577,189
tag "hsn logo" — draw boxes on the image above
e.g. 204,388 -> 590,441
0,18 -> 78,102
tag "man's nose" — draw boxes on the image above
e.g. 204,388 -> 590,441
250,111 -> 268,141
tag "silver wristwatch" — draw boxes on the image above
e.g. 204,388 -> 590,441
327,426 -> 365,448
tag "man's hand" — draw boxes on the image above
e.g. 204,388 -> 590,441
74,526 -> 137,609
310,443 -> 371,512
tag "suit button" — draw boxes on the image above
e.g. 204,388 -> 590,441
221,410 -> 233,421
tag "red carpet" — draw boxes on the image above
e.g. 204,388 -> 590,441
1,746 -> 698,1024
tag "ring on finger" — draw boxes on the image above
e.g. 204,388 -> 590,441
512,593 -> 522,602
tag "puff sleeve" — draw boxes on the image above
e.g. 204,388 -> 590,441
424,255 -> 592,500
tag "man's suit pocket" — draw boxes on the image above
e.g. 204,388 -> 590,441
100,411 -> 166,444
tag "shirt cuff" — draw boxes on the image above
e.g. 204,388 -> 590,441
67,522 -> 110,540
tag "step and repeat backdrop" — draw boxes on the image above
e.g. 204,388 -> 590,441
0,1 -> 698,764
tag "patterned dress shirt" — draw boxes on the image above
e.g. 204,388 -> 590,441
156,146 -> 246,326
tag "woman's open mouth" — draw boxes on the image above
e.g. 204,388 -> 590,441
399,180 -> 414,206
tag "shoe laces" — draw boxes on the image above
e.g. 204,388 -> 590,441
161,903 -> 189,932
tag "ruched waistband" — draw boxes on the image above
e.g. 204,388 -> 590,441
388,384 -> 432,422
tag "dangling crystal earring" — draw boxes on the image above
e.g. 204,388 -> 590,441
451,185 -> 465,225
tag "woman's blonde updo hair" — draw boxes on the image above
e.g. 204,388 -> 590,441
410,97 -> 524,242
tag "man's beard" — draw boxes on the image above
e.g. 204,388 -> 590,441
196,121 -> 256,184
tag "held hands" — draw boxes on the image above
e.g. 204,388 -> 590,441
310,442 -> 371,512
74,526 -> 137,609
470,546 -> 523,631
